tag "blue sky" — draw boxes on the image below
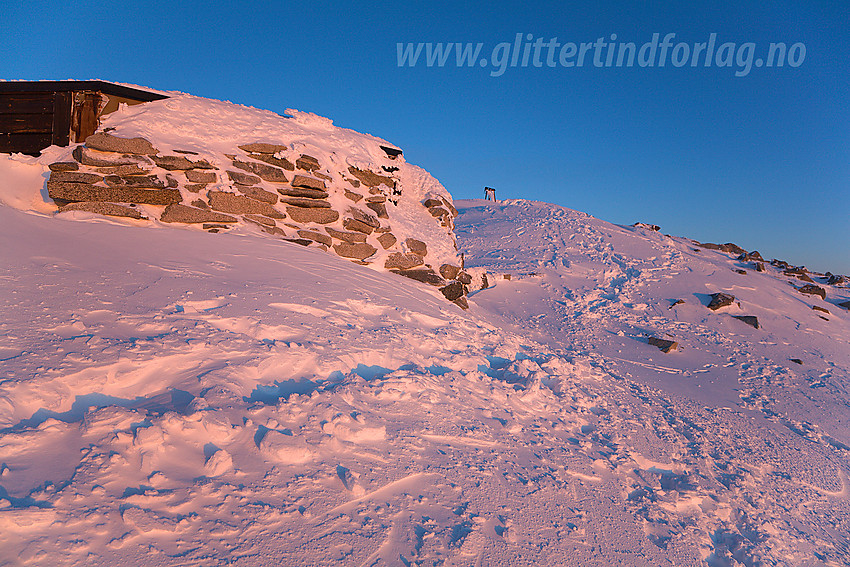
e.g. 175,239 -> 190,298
4,1 -> 848,272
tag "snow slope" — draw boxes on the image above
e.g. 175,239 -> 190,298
1,194 -> 849,566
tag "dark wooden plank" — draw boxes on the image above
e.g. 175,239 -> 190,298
0,92 -> 55,114
0,113 -> 54,133
0,81 -> 168,103
0,132 -> 54,155
53,91 -> 71,146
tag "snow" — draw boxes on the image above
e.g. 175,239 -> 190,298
1,135 -> 850,563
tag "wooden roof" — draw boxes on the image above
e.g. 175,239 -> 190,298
0,81 -> 168,102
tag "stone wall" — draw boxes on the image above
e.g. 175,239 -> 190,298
47,132 -> 472,308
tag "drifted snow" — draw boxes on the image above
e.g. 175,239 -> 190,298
0,192 -> 849,565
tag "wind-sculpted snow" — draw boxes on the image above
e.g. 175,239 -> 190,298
0,199 -> 848,565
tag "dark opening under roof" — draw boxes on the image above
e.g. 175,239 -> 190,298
0,80 -> 168,102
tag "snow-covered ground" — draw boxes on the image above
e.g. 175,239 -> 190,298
1,192 -> 848,566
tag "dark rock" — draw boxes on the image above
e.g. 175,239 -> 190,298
827,274 -> 846,285
237,186 -> 279,204
58,201 -> 145,219
393,268 -> 444,286
840,301 -> 850,310
785,266 -> 807,275
227,170 -> 261,185
291,175 -> 326,190
439,281 -> 466,301
347,166 -> 393,188
380,145 -> 403,159
298,230 -> 332,245
152,155 -> 214,171
737,251 -> 764,261
85,132 -> 158,155
732,316 -> 760,329
277,186 -> 329,199
47,181 -> 181,205
734,269 -> 747,275
243,217 -> 287,235
698,242 -> 746,255
797,284 -> 826,300
279,196 -> 331,208
203,223 -> 230,230
48,162 -> 79,172
429,206 -> 450,218
165,174 -> 178,188
190,199 -> 208,209
249,153 -> 295,171
73,146 -> 154,167
405,238 -> 428,256
790,358 -> 803,365
755,262 -> 765,272
453,296 -> 469,310
812,305 -> 830,314
326,228 -> 367,243
343,218 -> 376,234
295,154 -> 321,171
366,201 -> 389,218
707,292 -> 735,311
439,264 -> 461,280
633,222 -> 661,231
334,242 -> 377,260
232,159 -> 289,183
797,273 -> 815,283
648,337 -> 678,353
669,299 -> 685,309
185,184 -> 207,193
238,143 -> 288,154
208,191 -> 284,218
377,232 -> 397,249
285,207 -> 339,224
384,252 -> 424,270
347,208 -> 379,228
456,271 -> 472,285
49,171 -> 103,184
423,198 -> 442,208
186,169 -> 217,183
366,195 -> 387,203
160,204 -> 237,224
104,174 -> 165,189
243,214 -> 276,227
96,164 -> 154,176
344,189 -> 363,202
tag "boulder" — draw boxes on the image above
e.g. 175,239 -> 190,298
384,253 -> 424,270
343,218 -> 376,234
227,170 -> 261,185
48,162 -> 79,172
47,181 -> 182,205
423,198 -> 442,208
291,175 -> 326,190
377,232 -> 397,249
348,166 -> 393,188
243,214 -> 276,227
429,206 -> 450,218
439,281 -> 465,301
812,305 -> 830,314
295,155 -> 321,171
297,230 -> 332,245
648,337 -> 678,353
456,271 -> 472,285
104,174 -> 165,189
190,199 -> 209,209
707,292 -> 735,310
244,217 -> 287,235
333,242 -> 377,260
755,262 -> 765,272
277,186 -> 329,199
49,171 -> 103,184
231,159 -> 289,183
698,242 -> 746,255
392,268 -> 444,286
250,153 -> 295,171
185,184 -> 207,193
186,169 -> 217,183
73,146 -> 154,167
344,189 -> 363,202
737,251 -> 764,262
827,274 -> 846,285
405,238 -> 428,256
238,142 -> 288,154
285,207 -> 339,224
797,284 -> 826,299
632,222 -> 661,231
84,132 -> 158,155
440,264 -> 460,280
347,208 -> 379,228
453,296 -> 469,310
96,164 -> 154,176
58,201 -> 144,219
326,227 -> 367,243
732,316 -> 760,329
237,186 -> 279,204
160,204 -> 237,224
208,191 -> 284,218
152,155 -> 214,170
839,300 -> 850,310
366,201 -> 389,218
279,196 -> 331,208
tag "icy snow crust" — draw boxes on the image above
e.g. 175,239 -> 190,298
1,199 -> 850,562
